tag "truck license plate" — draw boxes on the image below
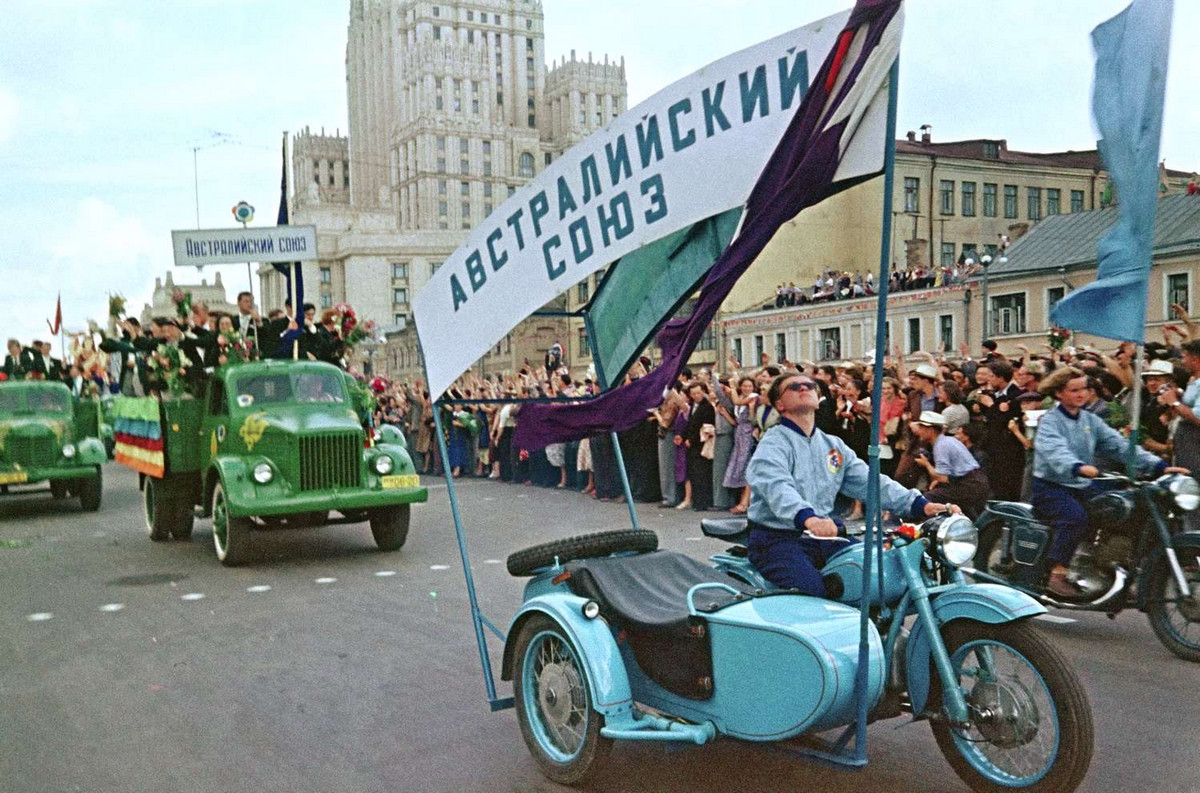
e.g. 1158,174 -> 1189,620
381,474 -> 419,489
0,471 -> 28,485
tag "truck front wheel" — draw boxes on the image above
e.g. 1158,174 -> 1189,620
212,482 -> 252,566
370,505 -> 410,551
78,471 -> 102,513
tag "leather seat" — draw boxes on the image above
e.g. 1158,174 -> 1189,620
565,551 -> 752,700
700,516 -> 750,545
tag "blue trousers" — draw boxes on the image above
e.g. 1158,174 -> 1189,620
747,526 -> 858,597
1030,478 -> 1110,566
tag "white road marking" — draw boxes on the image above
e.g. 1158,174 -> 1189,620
685,537 -> 703,542
26,613 -> 53,622
1035,614 -> 1077,625
181,593 -> 206,601
315,577 -> 337,585
246,585 -> 271,593
374,570 -> 397,577
99,603 -> 125,613
483,559 -> 502,565
91,531 -> 107,538
430,565 -> 450,571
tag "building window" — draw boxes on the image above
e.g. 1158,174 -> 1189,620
907,317 -> 921,354
983,141 -> 1000,159
1027,187 -> 1042,221
461,202 -> 471,227
527,75 -> 534,90
1046,286 -> 1065,325
577,279 -> 589,303
460,180 -> 469,196
391,262 -> 408,280
528,113 -> 536,128
460,138 -> 469,154
544,152 -> 552,165
940,242 -> 955,267
429,261 -> 442,276
732,338 -> 744,368
483,182 -> 492,198
484,203 -> 492,216
983,183 -> 997,217
818,328 -> 841,361
962,243 -> 978,261
437,136 -> 446,152
320,293 -> 332,309
438,179 -> 446,195
466,10 -> 473,21
1168,272 -> 1191,313
518,152 -> 535,177
938,314 -> 953,351
496,91 -> 503,105
460,158 -> 469,174
393,288 -> 409,306
320,267 -> 331,284
1046,188 -> 1060,215
432,6 -> 439,17
438,201 -> 447,216
775,333 -> 786,364
467,29 -> 474,44
481,140 -> 491,156
578,327 -> 590,358
1070,189 -> 1085,213
394,313 -> 407,327
526,18 -> 532,29
437,157 -> 446,173
494,14 -> 500,24
1004,185 -> 1018,219
903,177 -> 919,213
508,186 -> 516,196
433,26 -> 441,40
990,293 -> 1027,336
961,182 -> 976,217
940,180 -> 955,215
482,162 -> 492,177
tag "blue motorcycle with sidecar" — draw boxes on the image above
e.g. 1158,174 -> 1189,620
500,514 -> 1093,792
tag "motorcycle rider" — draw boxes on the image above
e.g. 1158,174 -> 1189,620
1032,366 -> 1189,597
745,371 -> 958,597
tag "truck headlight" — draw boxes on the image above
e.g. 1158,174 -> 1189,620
934,515 -> 978,567
252,463 -> 274,484
62,443 -> 76,459
373,455 -> 394,475
1168,475 -> 1200,511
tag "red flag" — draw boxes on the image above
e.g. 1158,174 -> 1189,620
47,293 -> 62,335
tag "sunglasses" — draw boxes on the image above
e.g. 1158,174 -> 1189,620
785,381 -> 818,393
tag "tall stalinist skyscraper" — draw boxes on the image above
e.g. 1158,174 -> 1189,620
263,1 -> 627,380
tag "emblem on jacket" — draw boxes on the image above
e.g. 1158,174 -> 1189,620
826,448 -> 844,474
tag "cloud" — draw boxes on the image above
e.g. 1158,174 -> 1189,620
0,86 -> 17,144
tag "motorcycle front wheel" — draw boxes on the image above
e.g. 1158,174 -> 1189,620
512,614 -> 611,786
1146,544 -> 1200,662
930,621 -> 1093,793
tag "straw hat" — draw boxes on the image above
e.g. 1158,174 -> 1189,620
913,411 -> 945,426
913,362 -> 939,380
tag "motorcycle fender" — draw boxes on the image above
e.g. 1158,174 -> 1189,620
1136,532 -> 1200,612
501,594 -> 634,718
905,584 -> 1046,717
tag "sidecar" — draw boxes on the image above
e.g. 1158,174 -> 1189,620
500,546 -> 886,779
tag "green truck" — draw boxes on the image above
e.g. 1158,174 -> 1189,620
0,381 -> 105,510
113,360 -> 427,566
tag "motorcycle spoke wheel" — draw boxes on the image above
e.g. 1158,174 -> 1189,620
1149,547 -> 1200,660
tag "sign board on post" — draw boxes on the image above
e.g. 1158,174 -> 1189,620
171,225 -> 318,268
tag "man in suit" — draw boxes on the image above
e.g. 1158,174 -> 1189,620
235,291 -> 262,346
22,341 -> 47,379
100,318 -> 151,396
980,359 -> 1025,501
4,338 -> 27,380
36,341 -> 64,382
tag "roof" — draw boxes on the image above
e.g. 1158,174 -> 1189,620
895,138 -> 1191,177
987,194 -> 1200,277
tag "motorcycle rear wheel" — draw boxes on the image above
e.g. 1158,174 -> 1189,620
512,614 -> 611,786
930,620 -> 1093,793
1146,544 -> 1200,663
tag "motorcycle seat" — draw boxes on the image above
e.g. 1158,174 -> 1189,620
700,517 -> 750,544
986,500 -> 1037,523
564,550 -> 753,700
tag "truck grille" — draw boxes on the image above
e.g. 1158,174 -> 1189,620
6,435 -> 56,468
298,434 -> 361,491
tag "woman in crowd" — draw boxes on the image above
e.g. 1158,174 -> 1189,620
878,376 -> 907,477
683,381 -> 715,511
722,376 -> 759,514
671,385 -> 693,509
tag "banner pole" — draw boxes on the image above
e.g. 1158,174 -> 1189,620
1126,346 -> 1145,477
855,55 -> 900,765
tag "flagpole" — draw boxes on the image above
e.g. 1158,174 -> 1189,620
854,55 -> 900,765
1126,346 -> 1145,476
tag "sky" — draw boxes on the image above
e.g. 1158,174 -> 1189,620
1,0 -> 1196,348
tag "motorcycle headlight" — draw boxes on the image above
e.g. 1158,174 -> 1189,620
62,443 -> 76,459
1168,475 -> 1200,512
373,454 -> 394,475
252,462 -> 274,484
934,514 -> 979,568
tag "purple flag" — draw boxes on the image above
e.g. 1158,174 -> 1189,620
514,0 -> 902,451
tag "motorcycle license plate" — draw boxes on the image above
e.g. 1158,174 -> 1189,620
0,471 -> 28,485
381,474 -> 420,489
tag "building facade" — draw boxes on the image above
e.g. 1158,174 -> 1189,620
261,0 -> 627,381
720,194 -> 1200,365
140,270 -> 236,324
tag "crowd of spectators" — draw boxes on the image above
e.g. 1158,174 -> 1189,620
373,304 -> 1200,525
771,260 -> 985,309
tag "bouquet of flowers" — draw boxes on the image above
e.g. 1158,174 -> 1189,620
334,303 -> 377,350
108,293 -> 126,319
1047,326 -> 1072,352
171,288 -> 193,321
146,343 -> 192,396
216,330 -> 256,365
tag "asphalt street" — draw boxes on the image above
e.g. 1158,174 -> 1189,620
1,465 -> 1196,793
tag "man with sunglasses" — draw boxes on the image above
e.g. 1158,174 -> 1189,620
745,372 -> 958,597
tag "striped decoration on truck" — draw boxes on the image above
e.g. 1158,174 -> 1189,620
111,397 -> 165,478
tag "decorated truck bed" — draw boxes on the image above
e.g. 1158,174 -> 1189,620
112,359 -> 427,565
0,381 -> 105,510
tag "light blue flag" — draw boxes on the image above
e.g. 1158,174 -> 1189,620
1050,0 -> 1173,342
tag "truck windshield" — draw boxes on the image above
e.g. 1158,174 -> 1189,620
0,390 -> 23,412
234,371 -> 345,406
28,389 -> 70,412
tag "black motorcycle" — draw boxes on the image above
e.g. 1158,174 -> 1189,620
966,472 -> 1200,662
